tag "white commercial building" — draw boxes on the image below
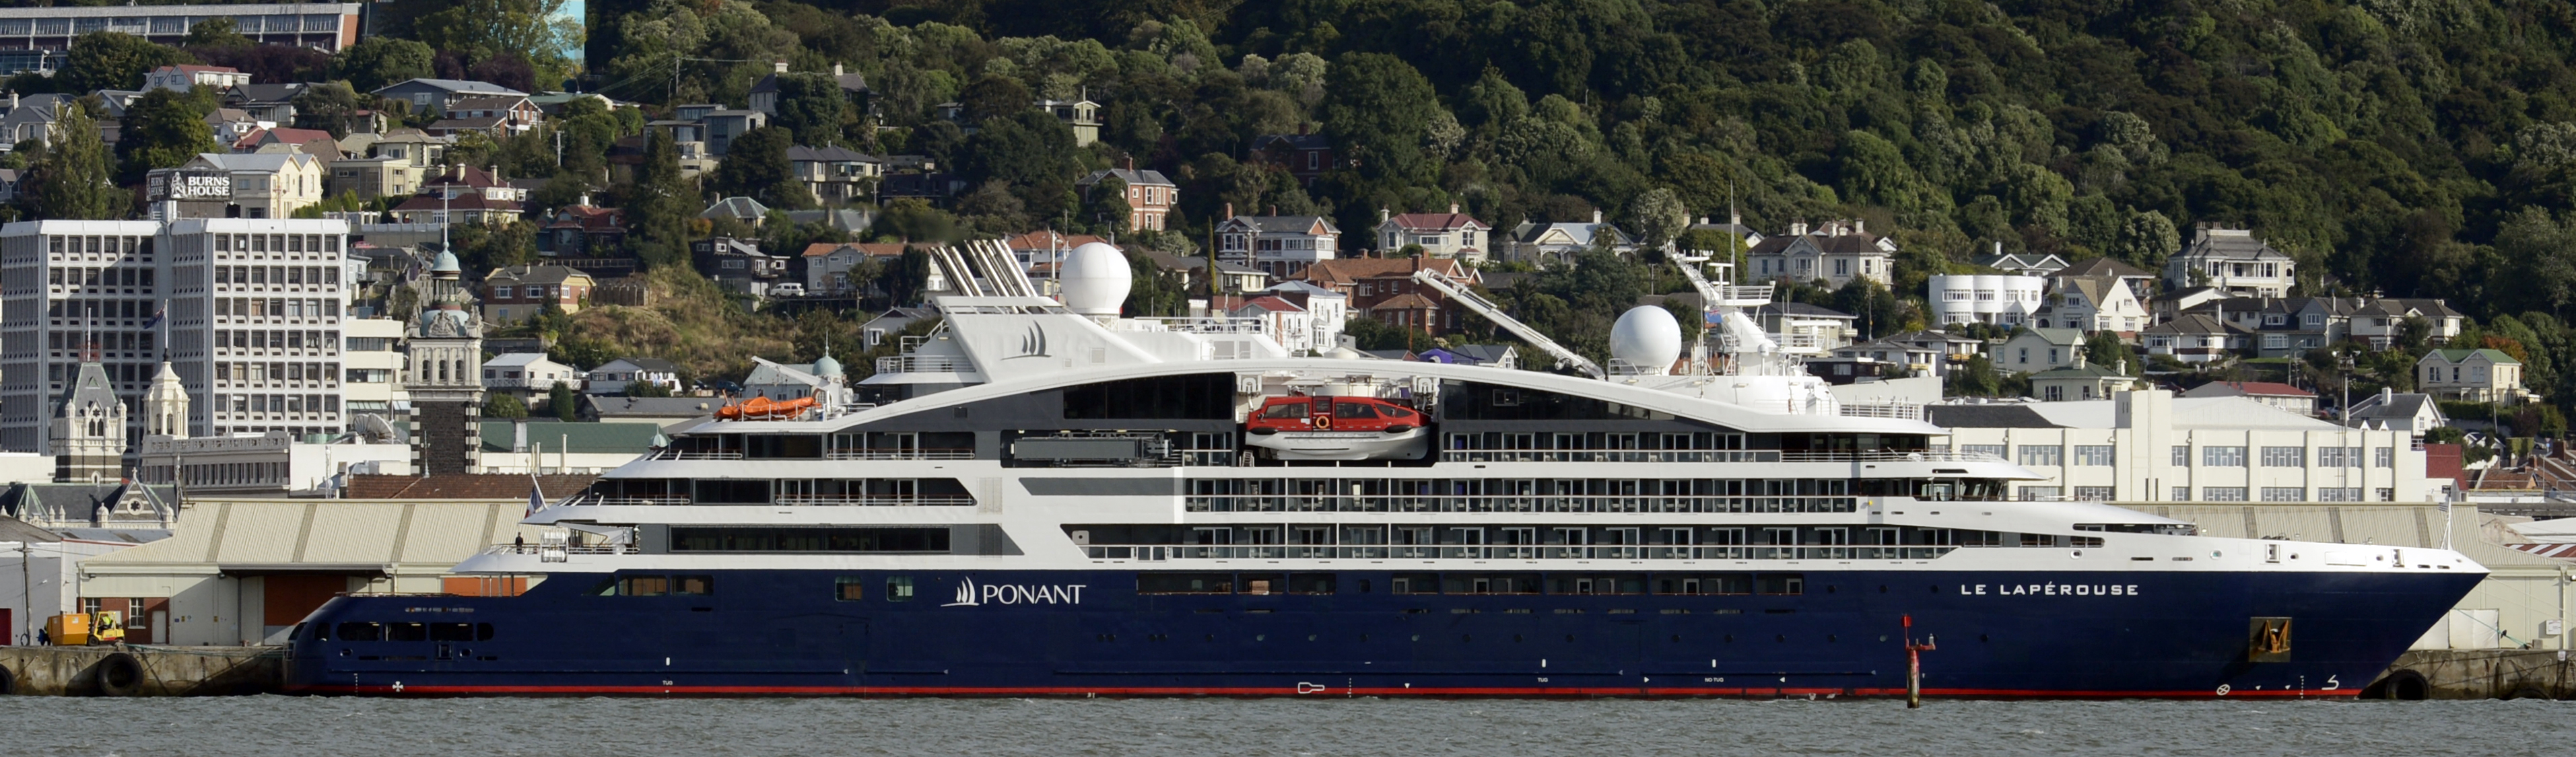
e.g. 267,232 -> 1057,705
135,431 -> 411,495
1930,390 -> 2428,504
0,218 -> 353,457
1928,274 -> 2045,326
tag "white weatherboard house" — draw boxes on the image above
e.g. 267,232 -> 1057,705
2418,349 -> 2527,404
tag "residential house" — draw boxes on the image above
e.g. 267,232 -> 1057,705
673,105 -> 767,156
1001,231 -> 1111,274
1297,256 -> 1477,334
1998,328 -> 2086,373
2349,298 -> 2468,349
481,353 -> 585,398
481,264 -> 596,325
875,171 -> 966,203
386,165 -> 524,225
1078,164 -> 1178,231
221,83 -> 308,124
2182,381 -> 2318,417
539,205 -> 629,257
2028,360 -> 2139,402
1973,250 -> 2070,277
1749,301 -> 1859,354
1141,250 -> 1269,294
1260,281 -> 1350,353
2191,297 -> 2360,359
1221,295 -> 1317,353
0,168 -> 16,205
800,241 -> 908,294
1686,213 -> 1765,254
324,155 -> 421,201
584,358 -> 683,396
1928,274 -> 2046,328
2140,313 -> 2247,364
1040,99 -> 1101,146
148,151 -> 327,219
1876,330 -> 1988,376
786,145 -> 881,205
365,129 -> 449,169
2418,349 -> 2528,404
747,62 -> 869,116
2150,286 -> 2230,322
1374,205 -> 1492,262
609,130 -> 716,182
2166,225 -> 2296,297
1829,338 -> 1944,377
1744,219 -> 1895,287
860,306 -> 938,349
1250,129 -> 1337,185
1503,211 -> 1636,265
1218,213 -> 1341,279
2346,389 -> 2447,437
0,93 -> 72,148
2038,275 -> 2150,333
204,108 -> 263,146
693,236 -> 789,297
143,64 -> 250,93
1416,344 -> 1520,369
700,196 -> 772,226
442,95 -> 541,133
230,126 -> 339,156
371,79 -> 528,117
2055,256 -> 2158,299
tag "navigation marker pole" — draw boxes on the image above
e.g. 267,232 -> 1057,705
1904,614 -> 1936,709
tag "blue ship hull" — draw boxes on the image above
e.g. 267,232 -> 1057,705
282,568 -> 2478,698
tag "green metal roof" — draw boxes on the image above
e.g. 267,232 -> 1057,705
479,421 -> 665,454
2427,348 -> 2519,365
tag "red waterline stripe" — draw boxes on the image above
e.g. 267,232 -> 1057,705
287,684 -> 2365,698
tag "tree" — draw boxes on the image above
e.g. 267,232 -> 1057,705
1626,187 -> 1690,253
183,19 -> 252,50
957,74 -> 1032,125
960,110 -> 1080,219
115,89 -> 218,186
334,37 -> 436,94
21,102 -> 123,220
1321,52 -> 1441,187
1083,174 -> 1130,237
60,32 -> 191,93
771,72 -> 856,147
2082,330 -> 2138,375
706,126 -> 815,210
628,129 -> 697,267
291,83 -> 366,137
409,0 -> 581,92
548,380 -> 578,421
483,393 -> 530,419
2108,210 -> 2179,273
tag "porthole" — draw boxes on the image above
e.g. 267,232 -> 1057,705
1775,634 -> 1786,642
1724,635 -> 1735,643
1565,635 -> 1575,643
1827,635 -> 1837,643
1980,634 -> 1990,643
1878,585 -> 1888,593
1670,635 -> 1682,643
1462,634 -> 1472,642
1514,634 -> 1524,642
1359,634 -> 1369,642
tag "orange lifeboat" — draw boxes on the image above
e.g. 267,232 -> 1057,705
716,396 -> 815,421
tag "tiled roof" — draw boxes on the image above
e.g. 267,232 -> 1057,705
1298,257 -> 1470,288
2184,381 -> 2316,398
1382,212 -> 1489,231
1081,168 -> 1175,187
786,145 -> 879,163
343,474 -> 602,500
2056,257 -> 2153,278
801,242 -> 909,258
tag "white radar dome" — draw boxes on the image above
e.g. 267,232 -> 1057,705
1610,305 -> 1683,375
1058,242 -> 1132,316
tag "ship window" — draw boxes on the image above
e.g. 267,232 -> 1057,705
620,575 -> 669,596
835,577 -> 866,601
1757,574 -> 1805,596
747,435 -> 823,458
1240,573 -> 1285,595
386,622 -> 428,642
669,527 -> 951,552
1390,573 -> 1439,594
1550,574 -> 1647,595
429,622 -> 476,642
1333,402 -> 1380,419
887,577 -> 914,601
1138,573 -> 1235,594
674,575 -> 714,596
1654,573 -> 1753,595
1062,373 -> 1233,419
1444,573 -> 1540,594
1258,400 -> 1308,419
335,622 -> 382,641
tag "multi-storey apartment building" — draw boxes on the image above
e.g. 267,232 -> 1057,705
1928,389 -> 2427,503
0,219 -> 351,459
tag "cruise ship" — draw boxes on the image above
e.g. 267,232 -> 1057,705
283,242 -> 2484,698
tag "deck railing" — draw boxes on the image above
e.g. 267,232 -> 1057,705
1183,493 -> 1861,514
1083,544 -> 1957,561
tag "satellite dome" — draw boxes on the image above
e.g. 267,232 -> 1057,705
1058,242 -> 1132,316
1610,305 -> 1683,375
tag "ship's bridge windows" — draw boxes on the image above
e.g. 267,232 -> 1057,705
335,622 -> 382,641
1063,373 -> 1233,419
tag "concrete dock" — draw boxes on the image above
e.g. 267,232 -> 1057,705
2368,649 -> 2575,699
0,645 -> 280,696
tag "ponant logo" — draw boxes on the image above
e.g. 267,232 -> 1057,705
944,576 -> 1087,606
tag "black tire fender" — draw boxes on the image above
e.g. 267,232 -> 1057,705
0,661 -> 15,696
92,652 -> 143,696
1384,424 -> 1415,433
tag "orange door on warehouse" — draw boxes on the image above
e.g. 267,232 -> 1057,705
264,575 -> 357,628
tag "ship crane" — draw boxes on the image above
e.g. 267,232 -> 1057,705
1409,267 -> 1605,380
1672,251 -> 1802,377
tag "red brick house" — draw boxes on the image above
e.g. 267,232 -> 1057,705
1298,256 -> 1479,334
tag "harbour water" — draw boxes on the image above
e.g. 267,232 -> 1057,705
3,696 -> 2571,756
